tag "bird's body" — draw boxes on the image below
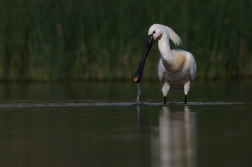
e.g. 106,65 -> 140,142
157,48 -> 196,104
134,24 -> 197,104
158,49 -> 195,89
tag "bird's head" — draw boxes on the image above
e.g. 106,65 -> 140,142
148,24 -> 167,41
148,24 -> 182,45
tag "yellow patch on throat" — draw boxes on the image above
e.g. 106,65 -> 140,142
157,35 -> 162,40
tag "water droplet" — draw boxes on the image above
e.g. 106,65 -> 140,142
136,83 -> 141,104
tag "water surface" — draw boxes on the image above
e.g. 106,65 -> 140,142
0,81 -> 251,167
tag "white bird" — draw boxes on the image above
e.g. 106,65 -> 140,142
133,24 -> 197,104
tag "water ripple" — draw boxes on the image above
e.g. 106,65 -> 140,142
0,101 -> 243,108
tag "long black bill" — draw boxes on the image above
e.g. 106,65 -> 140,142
133,34 -> 154,83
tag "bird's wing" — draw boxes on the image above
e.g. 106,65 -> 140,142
157,57 -> 166,83
189,55 -> 197,81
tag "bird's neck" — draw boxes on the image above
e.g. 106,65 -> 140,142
158,38 -> 176,64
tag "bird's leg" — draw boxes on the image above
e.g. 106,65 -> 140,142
162,82 -> 170,105
184,81 -> 191,105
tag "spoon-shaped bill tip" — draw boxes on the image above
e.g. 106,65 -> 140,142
133,77 -> 139,83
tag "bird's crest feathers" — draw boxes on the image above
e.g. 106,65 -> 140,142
165,26 -> 182,46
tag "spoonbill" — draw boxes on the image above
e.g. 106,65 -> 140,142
133,24 -> 197,104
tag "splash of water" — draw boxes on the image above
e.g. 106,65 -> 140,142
136,83 -> 141,104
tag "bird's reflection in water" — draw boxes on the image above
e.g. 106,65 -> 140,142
150,106 -> 197,167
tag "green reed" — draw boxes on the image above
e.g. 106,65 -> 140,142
0,0 -> 251,81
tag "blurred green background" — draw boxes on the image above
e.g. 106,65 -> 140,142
0,0 -> 251,81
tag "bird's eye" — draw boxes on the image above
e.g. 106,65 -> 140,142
153,31 -> 155,34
